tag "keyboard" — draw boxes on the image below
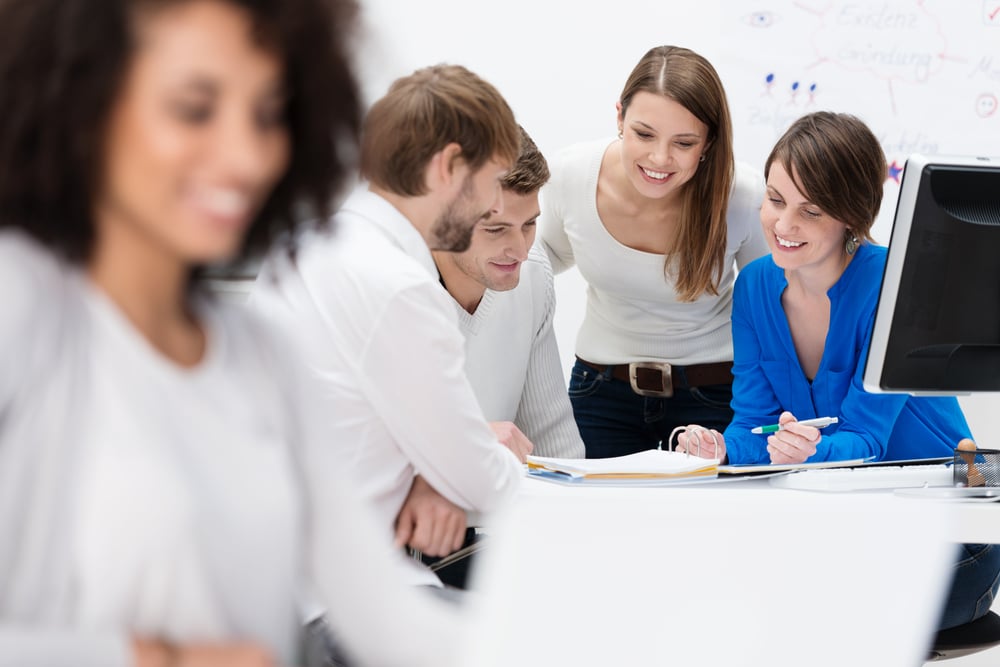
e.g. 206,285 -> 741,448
769,464 -> 953,492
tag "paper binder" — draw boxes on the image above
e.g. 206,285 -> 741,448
526,449 -> 719,485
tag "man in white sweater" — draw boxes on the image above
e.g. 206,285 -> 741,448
250,65 -> 531,587
433,127 -> 584,460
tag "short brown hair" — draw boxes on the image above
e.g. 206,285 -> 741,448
502,125 -> 549,195
765,111 -> 886,242
620,46 -> 735,302
0,0 -> 362,264
360,64 -> 520,196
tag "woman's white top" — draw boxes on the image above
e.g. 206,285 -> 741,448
538,138 -> 769,366
72,286 -> 301,656
0,230 -> 458,667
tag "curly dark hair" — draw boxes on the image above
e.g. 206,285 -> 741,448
0,0 -> 361,264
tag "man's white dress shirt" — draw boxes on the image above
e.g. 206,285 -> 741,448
252,188 -> 523,585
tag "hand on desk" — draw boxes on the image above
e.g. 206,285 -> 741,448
489,421 -> 533,463
394,475 -> 467,557
676,425 -> 727,461
766,411 -> 820,464
133,637 -> 277,667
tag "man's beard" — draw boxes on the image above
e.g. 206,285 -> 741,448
430,175 -> 490,252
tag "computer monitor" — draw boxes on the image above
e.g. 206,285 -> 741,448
864,154 -> 1000,394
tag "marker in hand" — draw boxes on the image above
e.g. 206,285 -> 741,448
751,416 -> 839,435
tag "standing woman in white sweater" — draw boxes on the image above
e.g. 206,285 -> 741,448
539,45 -> 769,458
0,0 -> 459,666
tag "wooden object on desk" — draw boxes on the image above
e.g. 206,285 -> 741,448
956,438 -> 985,488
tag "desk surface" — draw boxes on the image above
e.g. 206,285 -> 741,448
466,471 -> 963,667
517,467 -> 1000,544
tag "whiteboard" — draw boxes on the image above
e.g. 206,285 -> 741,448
351,0 -> 1000,440
716,0 -> 1000,242
356,0 -> 1000,243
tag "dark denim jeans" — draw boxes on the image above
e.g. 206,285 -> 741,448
938,543 -> 1000,630
568,358 -> 734,459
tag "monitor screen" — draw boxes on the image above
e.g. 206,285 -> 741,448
864,154 -> 1000,394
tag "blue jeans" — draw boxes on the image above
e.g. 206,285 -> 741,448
568,358 -> 734,459
938,543 -> 1000,630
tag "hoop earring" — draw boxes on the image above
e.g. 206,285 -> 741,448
845,233 -> 859,255
617,129 -> 623,139
699,154 -> 706,163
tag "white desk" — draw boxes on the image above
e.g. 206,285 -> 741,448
948,501 -> 1000,544
513,470 -> 1000,544
463,472 -> 983,667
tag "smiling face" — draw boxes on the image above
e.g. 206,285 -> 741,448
95,0 -> 290,267
761,162 -> 850,275
617,91 -> 708,201
443,188 -> 538,293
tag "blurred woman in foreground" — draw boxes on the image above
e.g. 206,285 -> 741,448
0,0 -> 458,664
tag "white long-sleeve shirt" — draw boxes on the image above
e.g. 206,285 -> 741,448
0,229 -> 460,667
539,138 -> 769,366
251,189 -> 523,584
455,245 -> 584,459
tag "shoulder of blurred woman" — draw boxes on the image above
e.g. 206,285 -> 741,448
0,228 -> 64,274
0,229 -> 74,329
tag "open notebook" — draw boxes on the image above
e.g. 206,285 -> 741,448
526,450 -> 718,484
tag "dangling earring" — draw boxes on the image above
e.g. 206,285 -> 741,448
845,232 -> 859,255
617,128 -> 623,139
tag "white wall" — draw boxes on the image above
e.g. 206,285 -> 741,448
352,0 -> 1000,446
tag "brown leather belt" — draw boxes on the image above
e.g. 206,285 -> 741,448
576,356 -> 733,398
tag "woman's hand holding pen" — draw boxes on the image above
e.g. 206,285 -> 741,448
766,411 -> 820,464
676,425 -> 727,462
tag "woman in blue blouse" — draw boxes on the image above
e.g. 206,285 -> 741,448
679,111 -> 999,631
682,111 -> 969,465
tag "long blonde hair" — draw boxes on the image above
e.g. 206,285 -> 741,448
619,46 -> 734,302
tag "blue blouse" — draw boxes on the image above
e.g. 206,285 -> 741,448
723,243 -> 971,464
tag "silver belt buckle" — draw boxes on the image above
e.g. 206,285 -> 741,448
629,361 -> 673,398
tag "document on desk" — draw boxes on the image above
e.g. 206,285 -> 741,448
526,450 -> 719,485
769,462 -> 954,492
717,457 -> 869,475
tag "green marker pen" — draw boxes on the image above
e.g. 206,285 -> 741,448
751,416 -> 839,435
